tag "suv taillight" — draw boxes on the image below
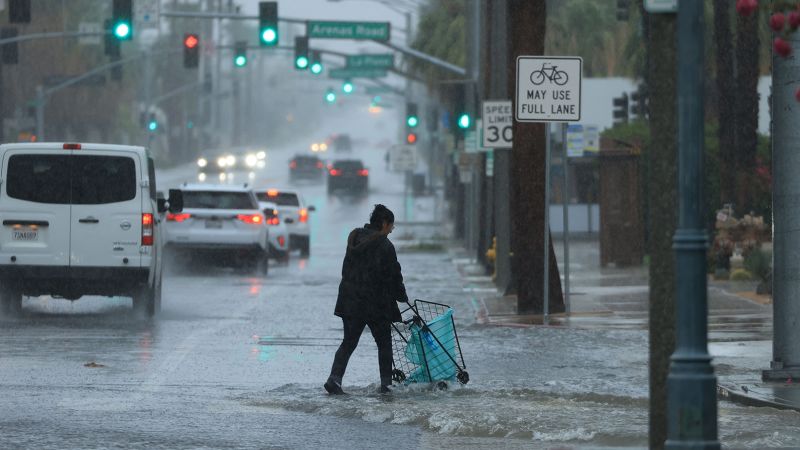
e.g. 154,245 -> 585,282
289,161 -> 297,169
329,169 -> 341,176
166,213 -> 191,222
299,208 -> 308,223
358,169 -> 369,176
237,214 -> 263,225
142,213 -> 154,246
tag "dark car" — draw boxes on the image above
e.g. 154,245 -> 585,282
327,159 -> 368,194
289,155 -> 325,182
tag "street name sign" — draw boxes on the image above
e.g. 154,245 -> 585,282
515,56 -> 582,122
390,145 -> 417,172
645,0 -> 678,13
307,21 -> 390,41
347,54 -> 394,69
482,100 -> 513,148
329,68 -> 388,79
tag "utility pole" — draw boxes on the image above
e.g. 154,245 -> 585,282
647,9 -> 678,449
489,0 -> 512,293
507,0 -> 563,314
665,1 -> 719,448
764,12 -> 800,383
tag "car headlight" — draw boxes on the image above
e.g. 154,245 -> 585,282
217,156 -> 227,168
197,158 -> 208,168
257,151 -> 266,160
245,154 -> 258,168
226,155 -> 236,166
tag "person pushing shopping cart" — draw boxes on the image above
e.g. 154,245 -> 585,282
324,204 -> 469,396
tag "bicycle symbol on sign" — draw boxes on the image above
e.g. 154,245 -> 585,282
529,63 -> 569,86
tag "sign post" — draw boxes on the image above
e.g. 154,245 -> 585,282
515,55 -> 582,324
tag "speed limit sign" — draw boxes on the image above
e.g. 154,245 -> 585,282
482,100 -> 513,148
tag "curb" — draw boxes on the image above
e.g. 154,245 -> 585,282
717,382 -> 800,412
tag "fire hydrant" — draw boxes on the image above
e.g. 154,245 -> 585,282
486,237 -> 497,281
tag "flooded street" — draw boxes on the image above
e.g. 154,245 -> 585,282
0,112 -> 797,449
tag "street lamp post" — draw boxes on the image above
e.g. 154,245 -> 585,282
665,1 -> 719,448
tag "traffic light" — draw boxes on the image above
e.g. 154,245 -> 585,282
310,51 -> 323,75
294,36 -> 309,70
103,19 -> 121,57
616,0 -> 629,21
631,86 -> 647,119
342,79 -> 354,94
234,41 -> 248,68
1,28 -> 19,64
325,88 -> 336,104
259,2 -> 278,46
406,102 -> 419,128
457,113 -> 471,130
147,113 -> 158,132
112,0 -> 133,40
406,132 -> 417,145
9,0 -> 31,24
183,34 -> 200,69
613,93 -> 629,125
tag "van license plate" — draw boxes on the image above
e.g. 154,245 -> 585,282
205,220 -> 222,229
13,230 -> 38,241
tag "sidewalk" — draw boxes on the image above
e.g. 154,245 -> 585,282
451,238 -> 800,413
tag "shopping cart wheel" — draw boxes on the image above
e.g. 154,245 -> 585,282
436,381 -> 448,390
457,370 -> 470,385
392,369 -> 406,382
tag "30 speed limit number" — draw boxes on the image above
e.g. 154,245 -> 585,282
482,100 -> 513,148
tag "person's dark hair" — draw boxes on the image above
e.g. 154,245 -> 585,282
369,204 -> 394,227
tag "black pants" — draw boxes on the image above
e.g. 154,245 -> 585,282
329,317 -> 393,386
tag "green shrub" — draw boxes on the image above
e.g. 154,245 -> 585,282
730,268 -> 754,281
744,248 -> 772,283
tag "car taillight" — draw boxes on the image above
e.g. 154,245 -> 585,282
329,169 -> 341,176
299,208 -> 308,223
142,213 -> 154,246
278,236 -> 286,248
267,217 -> 280,225
316,162 -> 324,169
358,169 -> 369,176
237,214 -> 263,225
63,143 -> 81,150
166,213 -> 191,222
289,161 -> 297,169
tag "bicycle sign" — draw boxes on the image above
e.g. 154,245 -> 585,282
515,56 -> 582,122
529,63 -> 569,86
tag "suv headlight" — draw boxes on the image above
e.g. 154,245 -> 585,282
197,158 -> 208,168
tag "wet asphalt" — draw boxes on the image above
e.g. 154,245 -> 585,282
1,108 -> 799,449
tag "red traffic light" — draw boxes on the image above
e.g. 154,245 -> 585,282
184,34 -> 199,49
406,132 -> 417,144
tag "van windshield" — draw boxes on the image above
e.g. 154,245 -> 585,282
6,154 -> 137,205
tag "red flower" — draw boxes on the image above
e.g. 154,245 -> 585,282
790,11 -> 800,30
774,37 -> 792,57
736,0 -> 758,16
770,13 -> 786,32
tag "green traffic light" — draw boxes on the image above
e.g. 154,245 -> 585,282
234,55 -> 247,67
261,28 -> 277,45
325,92 -> 336,103
310,62 -> 323,75
406,116 -> 419,128
148,121 -> 158,131
295,56 -> 309,69
113,22 -> 131,40
343,82 -> 354,94
457,113 -> 471,129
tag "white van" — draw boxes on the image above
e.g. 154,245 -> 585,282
0,142 -> 182,317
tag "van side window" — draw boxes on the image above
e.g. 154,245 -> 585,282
147,158 -> 157,200
7,155 -> 72,204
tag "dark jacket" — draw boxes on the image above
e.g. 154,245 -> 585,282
335,224 -> 408,323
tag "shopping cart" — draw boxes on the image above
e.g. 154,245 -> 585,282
391,299 -> 469,388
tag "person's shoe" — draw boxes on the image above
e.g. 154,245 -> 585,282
324,379 -> 346,395
379,384 -> 392,394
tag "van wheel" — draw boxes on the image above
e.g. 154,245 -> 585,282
0,286 -> 22,316
133,283 -> 158,318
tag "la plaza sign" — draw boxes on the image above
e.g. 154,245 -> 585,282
515,56 -> 582,123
